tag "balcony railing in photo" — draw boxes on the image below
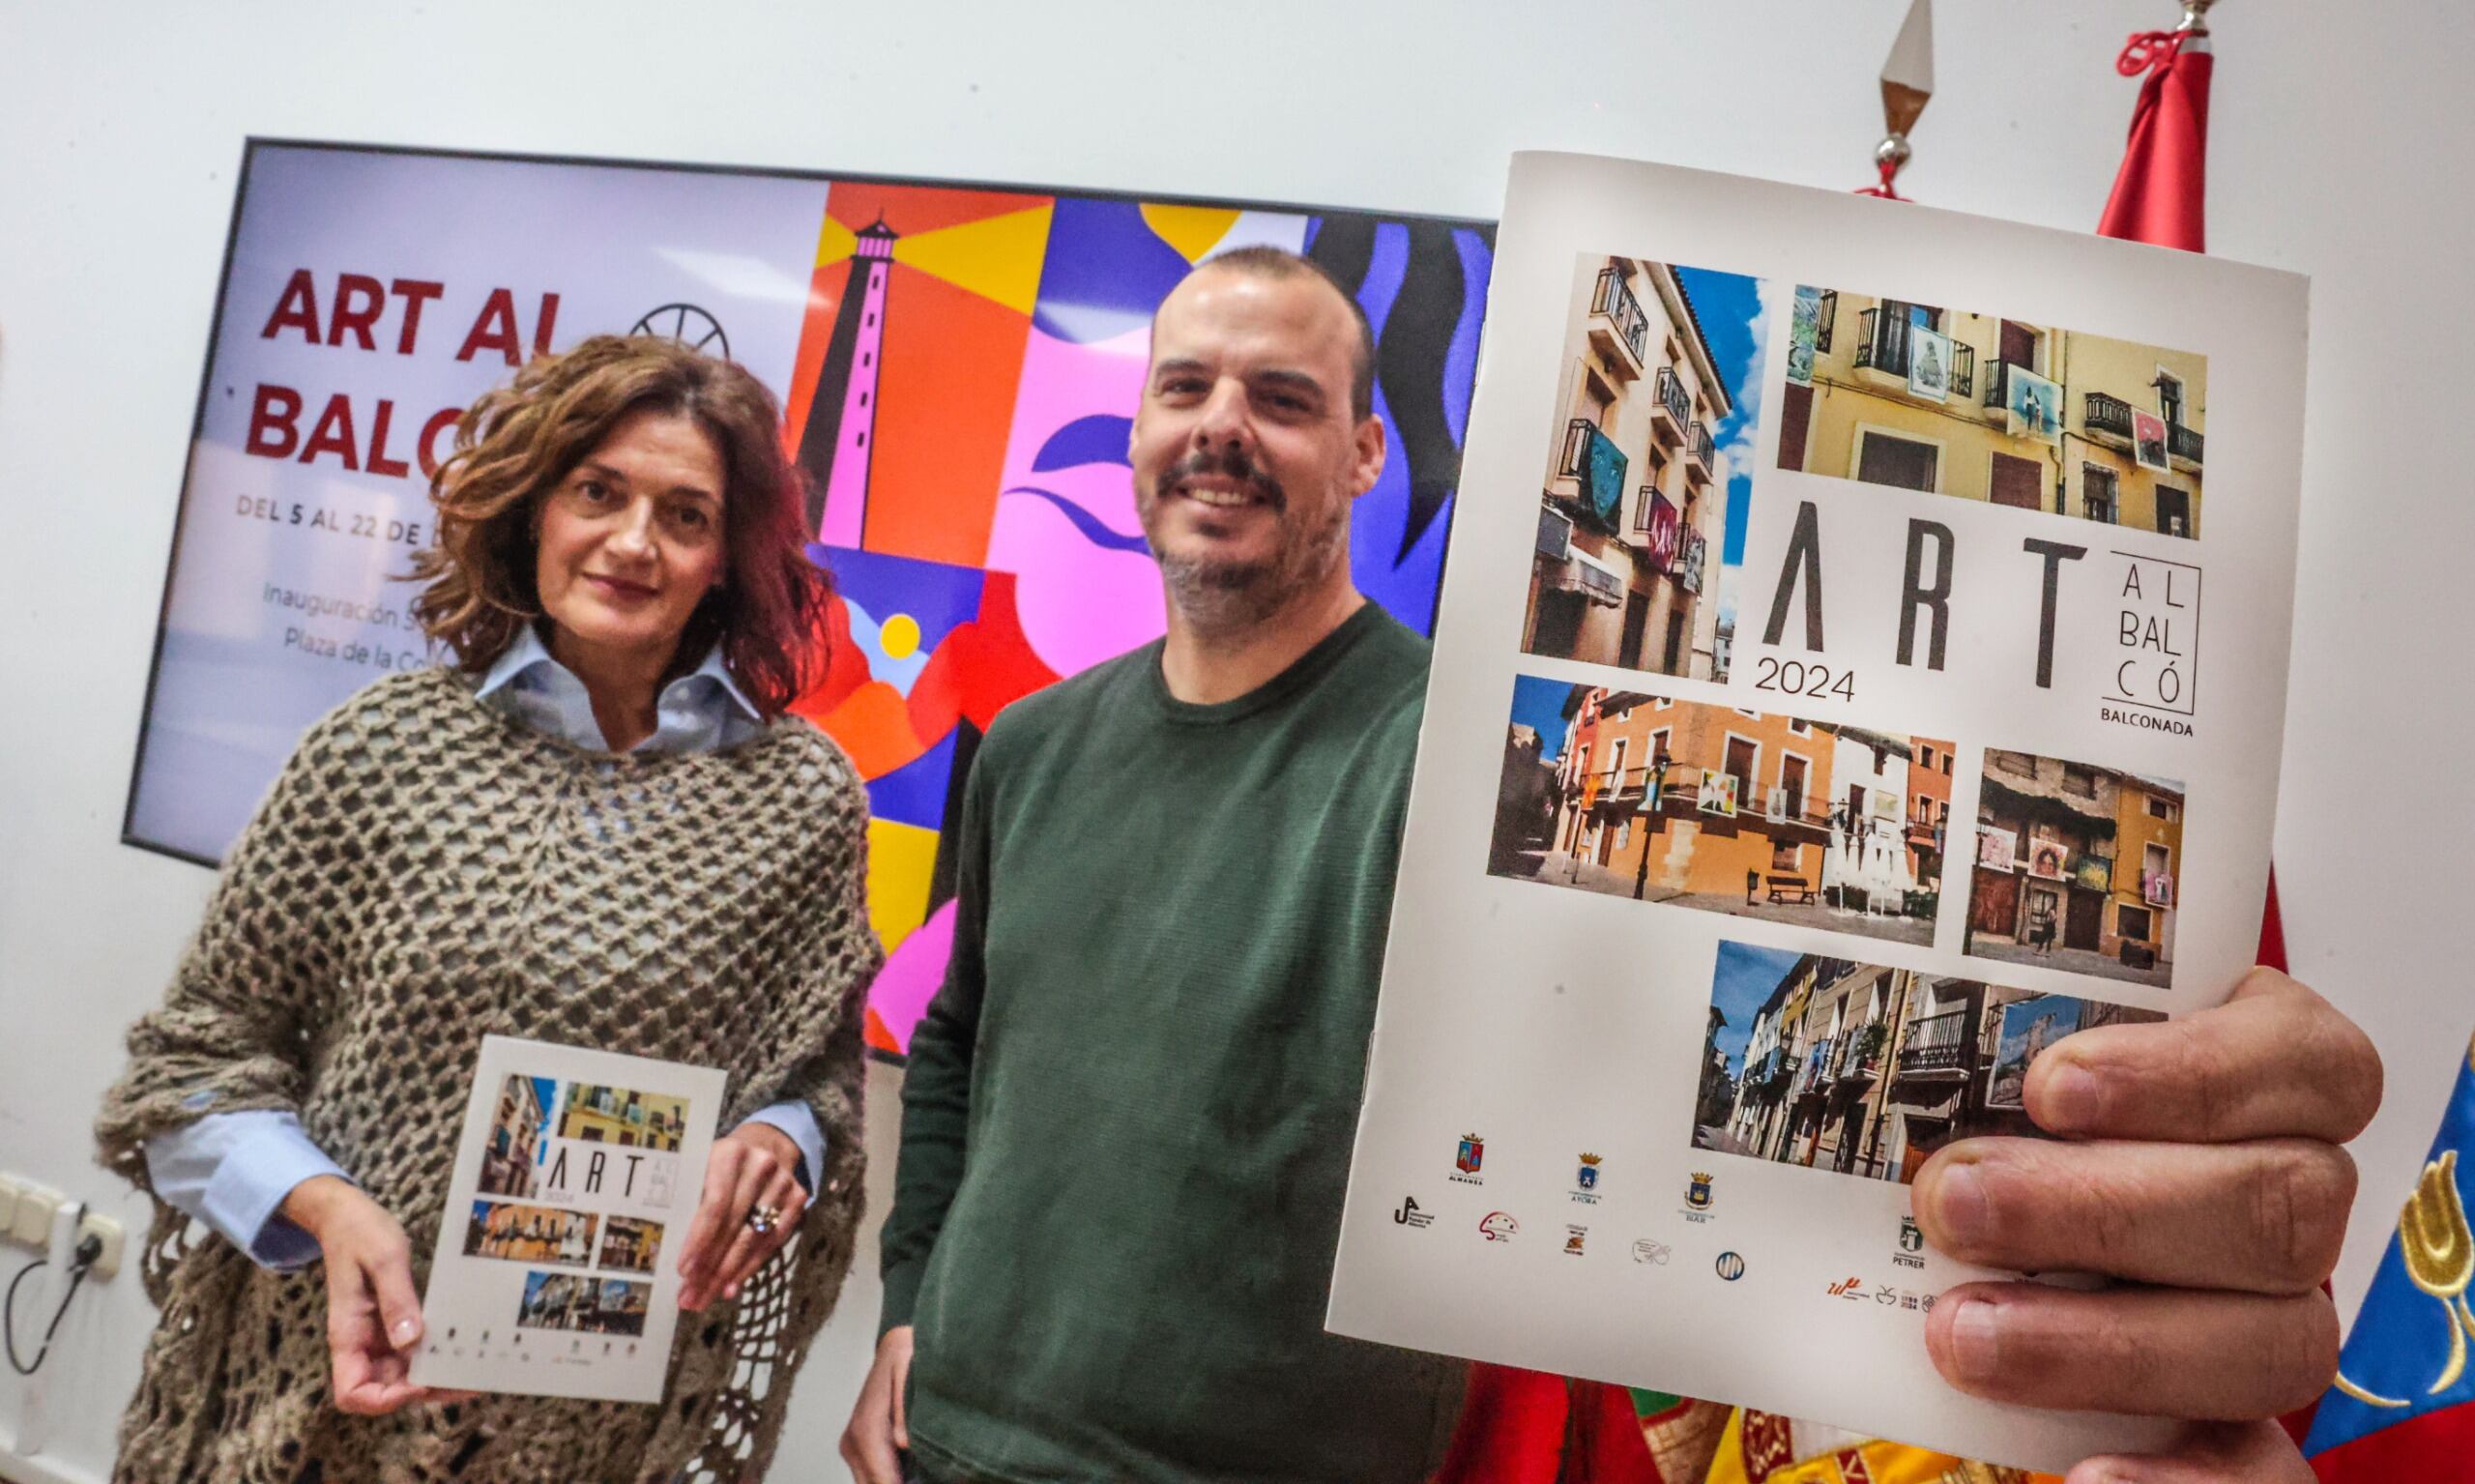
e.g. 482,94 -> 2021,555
1652,364 -> 1691,441
1851,306 -> 1974,396
1686,421 -> 1715,475
1589,264 -> 1652,370
2168,420 -> 2204,466
1898,1007 -> 1971,1075
2085,391 -> 2137,441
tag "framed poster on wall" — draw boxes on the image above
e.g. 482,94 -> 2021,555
125,139 -> 1495,1058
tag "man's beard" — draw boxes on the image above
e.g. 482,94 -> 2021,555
1140,446 -> 1348,635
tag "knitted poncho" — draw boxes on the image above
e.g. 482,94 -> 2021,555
95,666 -> 882,1483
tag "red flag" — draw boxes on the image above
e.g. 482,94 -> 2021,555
2097,29 -> 2213,253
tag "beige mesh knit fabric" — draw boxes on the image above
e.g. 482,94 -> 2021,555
95,666 -> 881,1483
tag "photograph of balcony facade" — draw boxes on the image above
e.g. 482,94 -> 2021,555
1494,681 -> 1949,947
1964,749 -> 2183,988
1525,255 -> 1732,680
1777,287 -> 2205,538
1701,943 -> 2165,1185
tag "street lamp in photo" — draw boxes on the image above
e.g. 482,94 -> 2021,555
1566,761 -> 1587,884
1633,753 -> 1673,900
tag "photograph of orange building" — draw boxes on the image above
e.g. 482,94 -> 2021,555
1965,749 -> 2185,988
1494,678 -> 1952,945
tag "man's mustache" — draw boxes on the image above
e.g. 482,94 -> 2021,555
1158,449 -> 1286,512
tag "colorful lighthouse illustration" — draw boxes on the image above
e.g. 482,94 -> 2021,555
799,217 -> 899,546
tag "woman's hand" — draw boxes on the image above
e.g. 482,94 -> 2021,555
280,1175 -> 467,1415
676,1122 -> 808,1311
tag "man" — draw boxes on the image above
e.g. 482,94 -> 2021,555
841,247 -> 2378,1484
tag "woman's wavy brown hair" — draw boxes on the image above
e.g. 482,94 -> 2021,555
408,335 -> 830,718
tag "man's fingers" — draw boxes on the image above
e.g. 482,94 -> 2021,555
2025,967 -> 2381,1145
2063,1419 -> 2316,1484
841,1362 -> 905,1484
1912,1136 -> 2354,1294
1925,1280 -> 2339,1420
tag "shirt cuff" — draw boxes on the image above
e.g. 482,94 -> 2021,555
203,1122 -> 353,1271
880,1258 -> 925,1337
738,1101 -> 827,1198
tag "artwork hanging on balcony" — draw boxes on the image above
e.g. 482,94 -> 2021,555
1986,995 -> 2092,1109
2133,408 -> 2171,473
1976,826 -> 2019,871
1907,326 -> 1952,403
1786,284 -> 1821,387
2005,364 -> 2064,446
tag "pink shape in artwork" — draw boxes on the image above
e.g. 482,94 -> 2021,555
819,247 -> 894,547
986,325 -> 1168,675
871,896 -> 958,1056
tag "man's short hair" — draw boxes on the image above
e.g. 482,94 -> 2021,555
1187,246 -> 1377,421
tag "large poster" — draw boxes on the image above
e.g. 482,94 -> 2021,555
127,141 -> 1492,1058
1328,155 -> 2306,1471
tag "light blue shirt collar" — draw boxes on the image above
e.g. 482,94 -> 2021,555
475,626 -> 763,755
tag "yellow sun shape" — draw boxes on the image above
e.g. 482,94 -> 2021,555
880,613 -> 922,660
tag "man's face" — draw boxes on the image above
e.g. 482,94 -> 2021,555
1129,266 -> 1384,630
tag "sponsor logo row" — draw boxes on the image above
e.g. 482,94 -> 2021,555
1441,1136 -> 1934,1266
1402,1195 -> 1739,1279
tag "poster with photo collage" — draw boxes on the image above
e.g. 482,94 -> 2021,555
1330,153 -> 2305,1472
412,1034 -> 727,1402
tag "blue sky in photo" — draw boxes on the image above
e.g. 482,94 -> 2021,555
1706,940 -> 1802,1075
1671,264 -> 1772,621
1508,675 -> 1579,763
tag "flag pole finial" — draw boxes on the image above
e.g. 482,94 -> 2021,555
1868,0 -> 1934,198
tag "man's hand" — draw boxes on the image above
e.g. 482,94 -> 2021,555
677,1122 -> 808,1312
841,1325 -> 915,1484
281,1176 -> 468,1415
1910,967 -> 2382,1483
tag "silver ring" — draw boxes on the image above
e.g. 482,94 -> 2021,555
744,1204 -> 781,1236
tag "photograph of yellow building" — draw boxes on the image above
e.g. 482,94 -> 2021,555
1525,255 -> 1765,678
1777,285 -> 2204,538
556,1082 -> 689,1152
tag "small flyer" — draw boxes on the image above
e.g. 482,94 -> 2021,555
1328,154 -> 2306,1471
410,1034 -> 727,1403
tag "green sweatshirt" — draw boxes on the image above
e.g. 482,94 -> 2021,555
879,601 -> 1465,1483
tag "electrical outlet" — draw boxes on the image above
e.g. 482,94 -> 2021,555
76,1210 -> 126,1281
10,1182 -> 61,1247
0,1176 -> 22,1237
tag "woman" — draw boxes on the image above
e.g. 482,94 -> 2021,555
97,335 -> 879,1482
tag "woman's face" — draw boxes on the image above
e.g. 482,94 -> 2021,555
536,407 -> 728,673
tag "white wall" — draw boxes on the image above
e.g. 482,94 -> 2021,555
3,2 -> 2469,1477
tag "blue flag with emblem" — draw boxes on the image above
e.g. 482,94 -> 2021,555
2306,1031 -> 2475,1478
